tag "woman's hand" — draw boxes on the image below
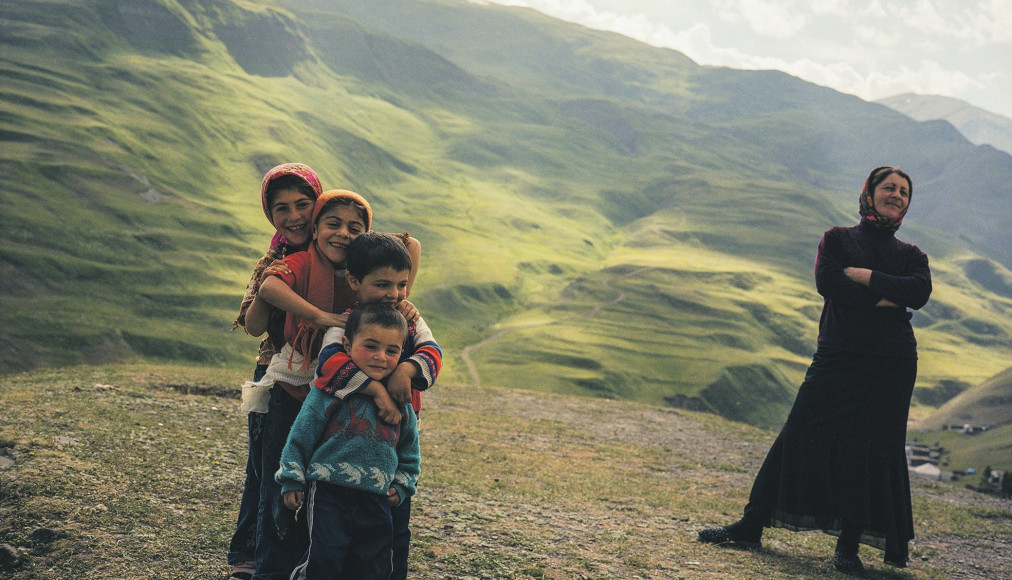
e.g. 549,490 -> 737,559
843,267 -> 873,287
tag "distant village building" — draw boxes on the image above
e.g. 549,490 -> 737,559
942,423 -> 992,435
905,442 -> 943,467
910,463 -> 942,479
905,441 -> 949,480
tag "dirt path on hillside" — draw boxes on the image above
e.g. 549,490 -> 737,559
587,266 -> 649,318
459,329 -> 508,387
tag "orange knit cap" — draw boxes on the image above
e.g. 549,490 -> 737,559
312,189 -> 373,231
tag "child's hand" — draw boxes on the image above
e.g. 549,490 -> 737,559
260,259 -> 293,282
386,363 -> 414,405
396,300 -> 420,325
316,311 -> 349,328
283,490 -> 304,512
386,487 -> 400,506
375,389 -> 403,425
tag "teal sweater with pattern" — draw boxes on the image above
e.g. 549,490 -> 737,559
276,385 -> 419,504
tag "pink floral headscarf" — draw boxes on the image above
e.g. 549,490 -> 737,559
260,163 -> 324,249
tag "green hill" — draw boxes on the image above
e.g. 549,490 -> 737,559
922,365 -> 1012,430
1,0 -> 1010,430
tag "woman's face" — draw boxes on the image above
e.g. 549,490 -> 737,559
872,173 -> 911,221
270,188 -> 315,246
314,205 -> 367,266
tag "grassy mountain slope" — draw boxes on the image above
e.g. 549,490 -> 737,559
1,0 -> 1011,430
877,93 -> 1012,156
907,365 -> 1012,474
922,365 -> 1012,429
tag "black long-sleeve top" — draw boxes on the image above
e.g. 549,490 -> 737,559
814,221 -> 932,358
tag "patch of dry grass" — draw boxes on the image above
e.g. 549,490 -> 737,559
0,364 -> 1009,579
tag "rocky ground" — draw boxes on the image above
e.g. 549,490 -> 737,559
411,385 -> 1012,579
0,368 -> 1009,579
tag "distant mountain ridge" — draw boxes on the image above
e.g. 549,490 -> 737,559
877,93 -> 1012,157
1,0 -> 1010,430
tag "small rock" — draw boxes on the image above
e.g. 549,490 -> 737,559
30,528 -> 60,545
0,544 -> 19,569
0,448 -> 14,469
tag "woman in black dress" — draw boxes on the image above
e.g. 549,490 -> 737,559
698,166 -> 932,573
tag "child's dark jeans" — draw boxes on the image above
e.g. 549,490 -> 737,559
391,496 -> 411,579
227,364 -> 267,567
253,386 -> 308,580
290,481 -> 393,580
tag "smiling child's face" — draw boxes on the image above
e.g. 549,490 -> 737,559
270,188 -> 315,247
349,267 -> 410,306
342,323 -> 405,381
314,205 -> 367,266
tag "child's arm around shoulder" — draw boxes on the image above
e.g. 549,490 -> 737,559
386,316 -> 442,404
257,252 -> 348,328
389,404 -> 420,506
315,327 -> 403,424
235,249 -> 288,336
404,235 -> 421,297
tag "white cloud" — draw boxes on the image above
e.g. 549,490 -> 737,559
485,0 -> 1012,118
882,0 -> 1012,45
727,0 -> 808,40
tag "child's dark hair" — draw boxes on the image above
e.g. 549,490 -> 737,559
346,232 -> 412,281
346,303 -> 409,342
265,175 -> 316,208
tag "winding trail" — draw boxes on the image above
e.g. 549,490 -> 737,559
459,329 -> 508,388
587,266 -> 649,318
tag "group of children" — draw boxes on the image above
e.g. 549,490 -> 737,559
229,163 -> 442,580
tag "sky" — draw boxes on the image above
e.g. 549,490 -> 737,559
484,0 -> 1012,120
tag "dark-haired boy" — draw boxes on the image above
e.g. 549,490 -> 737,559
310,232 -> 442,579
277,303 -> 419,579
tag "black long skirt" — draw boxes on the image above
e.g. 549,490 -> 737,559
742,348 -> 917,564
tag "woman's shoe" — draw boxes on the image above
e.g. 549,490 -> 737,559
832,550 -> 865,575
884,554 -> 907,568
226,562 -> 254,580
697,521 -> 762,549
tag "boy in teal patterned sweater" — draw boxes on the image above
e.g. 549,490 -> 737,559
276,303 -> 420,580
